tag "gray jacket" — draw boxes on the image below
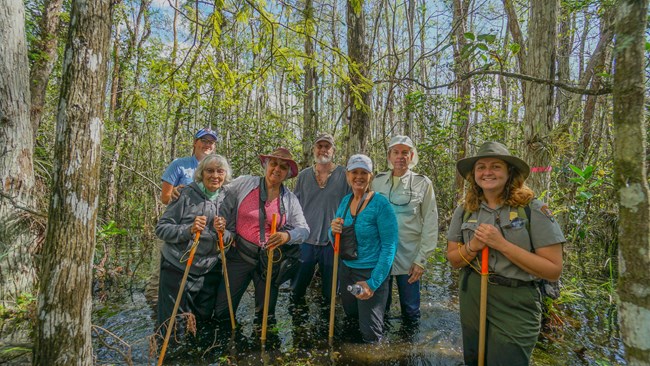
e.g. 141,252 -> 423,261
155,182 -> 231,275
219,175 -> 309,245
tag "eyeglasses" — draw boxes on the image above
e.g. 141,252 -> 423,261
199,138 -> 216,145
388,173 -> 412,206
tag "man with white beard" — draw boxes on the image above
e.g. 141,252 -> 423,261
291,133 -> 351,306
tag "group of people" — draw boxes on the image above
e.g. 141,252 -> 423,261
155,127 -> 565,365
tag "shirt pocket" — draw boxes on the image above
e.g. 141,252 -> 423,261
501,219 -> 531,250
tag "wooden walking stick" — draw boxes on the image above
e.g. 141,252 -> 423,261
261,213 -> 278,343
218,230 -> 236,330
478,246 -> 489,366
157,231 -> 201,366
328,230 -> 341,340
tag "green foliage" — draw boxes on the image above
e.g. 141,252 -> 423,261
98,220 -> 128,240
0,293 -> 36,321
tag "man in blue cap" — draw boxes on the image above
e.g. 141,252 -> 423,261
160,128 -> 218,204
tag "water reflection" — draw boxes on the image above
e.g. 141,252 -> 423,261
92,258 -> 624,365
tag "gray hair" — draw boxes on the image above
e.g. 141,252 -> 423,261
194,154 -> 232,184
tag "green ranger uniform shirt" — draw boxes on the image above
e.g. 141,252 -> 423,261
372,170 -> 439,275
447,199 -> 565,281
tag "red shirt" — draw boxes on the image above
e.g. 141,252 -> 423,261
236,187 -> 284,246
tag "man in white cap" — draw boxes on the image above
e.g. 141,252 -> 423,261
291,132 -> 351,307
372,135 -> 438,325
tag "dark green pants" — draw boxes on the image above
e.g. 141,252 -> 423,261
459,269 -> 542,366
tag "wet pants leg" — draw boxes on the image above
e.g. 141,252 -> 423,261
157,256 -> 221,331
339,263 -> 389,343
214,248 -> 256,321
459,269 -> 542,366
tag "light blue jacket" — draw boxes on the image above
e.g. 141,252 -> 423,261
330,193 -> 398,291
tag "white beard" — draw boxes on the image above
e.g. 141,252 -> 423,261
315,155 -> 333,164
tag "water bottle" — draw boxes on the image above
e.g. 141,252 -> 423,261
347,284 -> 363,295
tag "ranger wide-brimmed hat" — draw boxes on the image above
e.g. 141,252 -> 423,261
259,147 -> 299,179
387,135 -> 419,169
456,141 -> 530,180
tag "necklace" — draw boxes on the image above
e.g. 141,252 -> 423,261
314,165 -> 336,188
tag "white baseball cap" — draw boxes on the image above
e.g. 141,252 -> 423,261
346,154 -> 373,172
387,135 -> 419,169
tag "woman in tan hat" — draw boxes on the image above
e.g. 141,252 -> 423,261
214,147 -> 309,326
446,141 -> 565,365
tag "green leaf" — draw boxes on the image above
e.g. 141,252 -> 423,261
509,43 -> 521,54
477,43 -> 488,51
464,32 -> 475,41
477,33 -> 496,43
568,164 -> 585,178
646,42 -> 650,52
578,191 -> 593,200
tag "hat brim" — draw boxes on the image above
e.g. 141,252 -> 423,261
457,155 -> 530,180
195,131 -> 217,140
259,155 -> 299,179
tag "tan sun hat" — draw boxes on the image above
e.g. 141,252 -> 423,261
387,135 -> 419,169
259,147 -> 299,179
456,141 -> 530,180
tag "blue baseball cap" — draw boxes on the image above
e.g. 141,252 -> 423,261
194,128 -> 217,140
347,154 -> 373,173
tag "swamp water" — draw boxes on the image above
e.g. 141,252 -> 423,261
91,256 -> 625,366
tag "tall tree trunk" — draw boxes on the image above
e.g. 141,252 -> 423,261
502,0 -> 526,98
404,0 -> 415,136
555,3 -> 572,129
0,0 -> 37,306
301,0 -> 317,168
29,0 -> 65,140
452,0 -> 471,199
523,0 -> 557,196
346,0 -> 371,156
613,1 -> 650,364
34,0 -> 113,362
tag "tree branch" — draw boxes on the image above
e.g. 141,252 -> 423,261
376,68 -> 612,96
0,192 -> 46,218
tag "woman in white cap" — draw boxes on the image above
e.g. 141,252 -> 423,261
214,147 -> 309,326
330,154 -> 398,343
446,141 -> 565,365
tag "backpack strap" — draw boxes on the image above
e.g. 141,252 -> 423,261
512,204 -> 533,250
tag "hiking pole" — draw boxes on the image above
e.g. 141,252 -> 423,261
328,230 -> 341,341
218,230 -> 236,330
478,246 -> 489,366
157,231 -> 200,366
261,213 -> 278,344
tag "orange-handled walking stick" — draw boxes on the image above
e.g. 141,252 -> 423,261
158,231 -> 200,366
261,213 -> 278,343
478,246 -> 489,366
218,231 -> 236,330
328,231 -> 341,340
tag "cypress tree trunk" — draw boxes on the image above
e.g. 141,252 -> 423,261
34,0 -> 113,362
612,0 -> 650,364
0,0 -> 37,307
